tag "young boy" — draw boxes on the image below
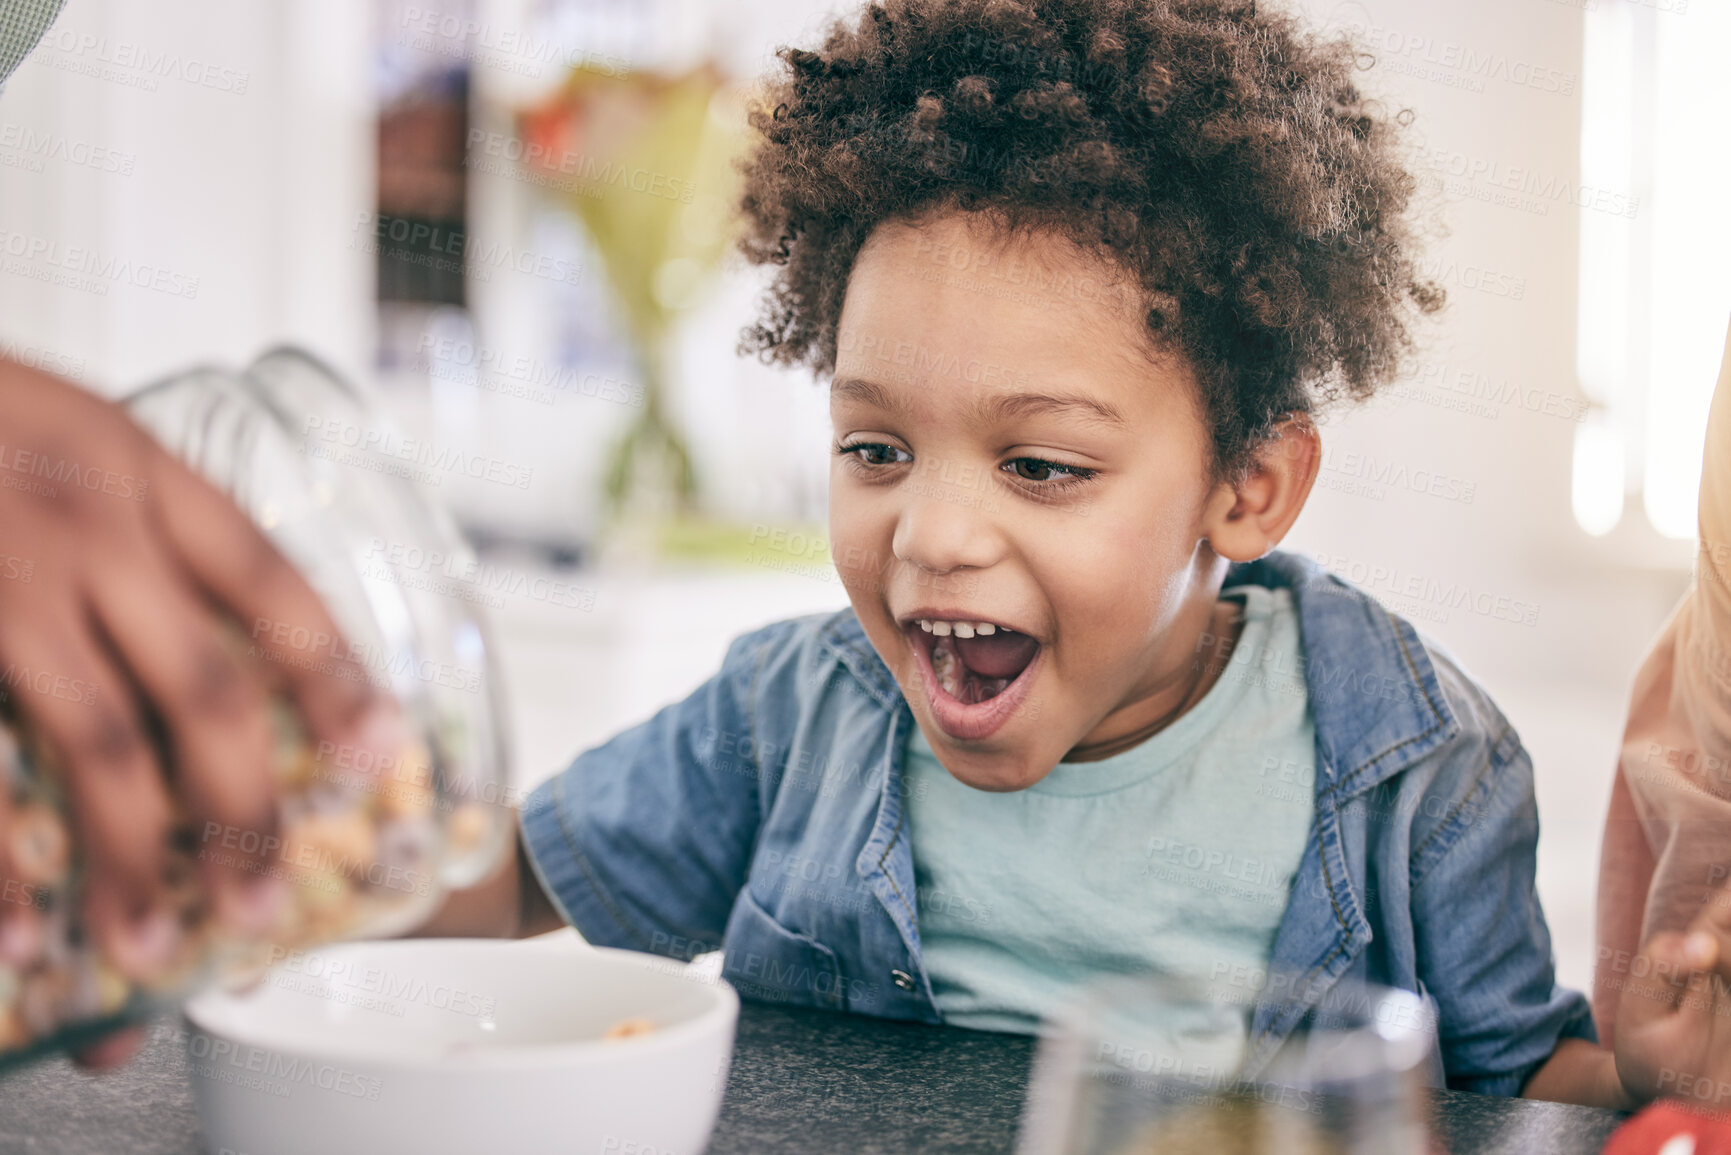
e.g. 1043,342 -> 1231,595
435,0 -> 1731,1109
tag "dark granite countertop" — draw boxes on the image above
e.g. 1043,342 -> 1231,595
0,1000 -> 1630,1154
706,1002 -> 1630,1155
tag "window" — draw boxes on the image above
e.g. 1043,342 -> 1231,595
1573,0 -> 1731,540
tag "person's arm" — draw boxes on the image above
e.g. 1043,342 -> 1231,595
1594,313 -> 1731,1048
416,619 -> 797,955
1544,317 -> 1731,1103
1592,767 -> 1655,1047
1523,1036 -> 1640,1109
1684,314 -> 1731,704
407,819 -> 565,939
1406,717 -> 1597,1097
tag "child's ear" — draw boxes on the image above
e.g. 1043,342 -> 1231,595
1200,414 -> 1321,562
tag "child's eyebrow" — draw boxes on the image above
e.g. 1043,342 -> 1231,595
831,374 -> 1128,429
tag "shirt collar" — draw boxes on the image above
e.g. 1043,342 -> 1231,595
817,609 -> 908,714
817,549 -> 1459,801
1226,552 -> 1459,798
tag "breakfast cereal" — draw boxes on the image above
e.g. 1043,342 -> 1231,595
0,691 -> 453,1061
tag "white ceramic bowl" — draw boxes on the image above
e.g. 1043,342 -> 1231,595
182,937 -> 738,1155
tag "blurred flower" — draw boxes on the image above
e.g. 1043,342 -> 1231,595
517,62 -> 748,517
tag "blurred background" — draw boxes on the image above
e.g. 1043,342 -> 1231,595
0,0 -> 1726,996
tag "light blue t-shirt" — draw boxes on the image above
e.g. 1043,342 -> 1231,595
902,583 -> 1316,1047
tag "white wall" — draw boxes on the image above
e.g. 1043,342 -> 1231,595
0,0 -> 374,395
1274,0 -> 1700,993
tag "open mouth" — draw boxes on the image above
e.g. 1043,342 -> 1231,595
918,620 -> 1040,704
902,615 -> 1043,741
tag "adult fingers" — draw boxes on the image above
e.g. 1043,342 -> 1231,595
1618,925 -> 1731,1075
143,447 -> 392,748
1618,930 -> 1701,1030
1677,882 -> 1731,982
0,613 -> 176,983
85,544 -> 287,937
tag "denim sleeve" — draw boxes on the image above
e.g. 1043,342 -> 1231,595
1408,728 -> 1597,1096
518,621 -> 787,962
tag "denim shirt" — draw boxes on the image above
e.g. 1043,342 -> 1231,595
520,549 -> 1594,1096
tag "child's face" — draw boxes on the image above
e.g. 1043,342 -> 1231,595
829,210 -> 1246,791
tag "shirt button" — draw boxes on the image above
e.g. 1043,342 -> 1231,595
891,969 -> 916,992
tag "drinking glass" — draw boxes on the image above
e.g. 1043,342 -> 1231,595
1015,968 -> 1437,1155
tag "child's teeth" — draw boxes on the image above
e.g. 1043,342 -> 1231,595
911,617 -> 1011,638
913,619 -> 1005,633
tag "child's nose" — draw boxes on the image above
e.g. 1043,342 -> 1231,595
889,484 -> 1003,576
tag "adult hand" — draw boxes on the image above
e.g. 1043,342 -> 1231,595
0,356 -> 402,1067
1612,882 -> 1731,1111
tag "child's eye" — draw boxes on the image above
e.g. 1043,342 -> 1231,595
836,441 -> 912,467
1003,457 -> 1096,486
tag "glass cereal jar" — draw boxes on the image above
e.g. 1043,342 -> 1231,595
0,347 -> 513,1067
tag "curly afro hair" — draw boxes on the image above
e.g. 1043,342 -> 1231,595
733,0 -> 1444,480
